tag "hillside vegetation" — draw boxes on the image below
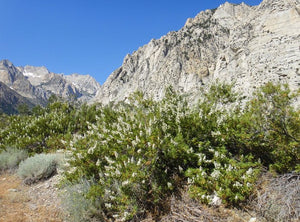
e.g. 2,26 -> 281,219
0,82 -> 299,221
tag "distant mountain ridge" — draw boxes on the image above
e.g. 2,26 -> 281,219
93,0 -> 300,105
0,81 -> 34,114
0,59 -> 101,114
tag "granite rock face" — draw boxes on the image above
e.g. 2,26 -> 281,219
94,0 -> 300,105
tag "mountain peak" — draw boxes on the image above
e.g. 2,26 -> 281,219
213,1 -> 252,22
0,59 -> 102,106
0,59 -> 14,68
64,73 -> 101,98
185,2 -> 252,28
23,65 -> 50,77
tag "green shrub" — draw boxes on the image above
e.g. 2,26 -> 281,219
185,144 -> 260,206
64,84 -> 261,220
0,147 -> 28,170
0,101 -> 99,153
225,83 -> 300,173
17,153 -> 62,184
1,81 -> 298,220
61,178 -> 103,222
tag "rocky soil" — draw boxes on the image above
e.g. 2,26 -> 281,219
0,171 -> 261,222
0,172 -> 63,222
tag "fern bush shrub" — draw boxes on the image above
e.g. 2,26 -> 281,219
225,83 -> 300,173
64,84 -> 262,220
0,101 -> 99,153
185,145 -> 260,205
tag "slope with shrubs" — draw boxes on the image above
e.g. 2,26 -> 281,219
0,82 -> 299,221
62,83 -> 298,221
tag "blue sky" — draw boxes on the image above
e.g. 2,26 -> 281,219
0,0 -> 262,84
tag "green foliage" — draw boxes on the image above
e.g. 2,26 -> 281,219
0,100 -> 99,153
1,81 -> 299,220
0,147 -> 28,170
185,147 -> 260,206
64,84 -> 263,220
17,153 -> 63,184
226,83 -> 300,173
17,103 -> 32,115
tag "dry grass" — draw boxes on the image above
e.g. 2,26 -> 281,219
160,192 -> 219,222
140,190 -> 264,222
158,173 -> 300,222
252,172 -> 300,222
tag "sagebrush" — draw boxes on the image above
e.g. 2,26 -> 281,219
17,153 -> 63,184
0,147 -> 28,171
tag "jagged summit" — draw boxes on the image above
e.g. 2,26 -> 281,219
22,65 -> 50,77
0,60 -> 36,100
93,0 -> 300,105
183,2 -> 254,29
213,2 -> 253,24
0,59 -> 14,67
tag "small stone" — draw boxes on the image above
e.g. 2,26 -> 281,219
249,218 -> 256,222
8,188 -> 18,192
28,203 -> 38,211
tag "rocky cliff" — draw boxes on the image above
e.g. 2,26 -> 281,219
94,0 -> 300,104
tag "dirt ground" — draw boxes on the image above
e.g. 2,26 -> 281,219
0,172 -> 63,222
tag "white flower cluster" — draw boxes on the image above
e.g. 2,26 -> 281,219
186,145 -> 258,205
211,169 -> 221,179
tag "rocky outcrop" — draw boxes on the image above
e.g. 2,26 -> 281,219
0,60 -> 38,100
0,81 -> 34,114
94,0 -> 300,104
64,74 -> 101,101
212,0 -> 300,98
